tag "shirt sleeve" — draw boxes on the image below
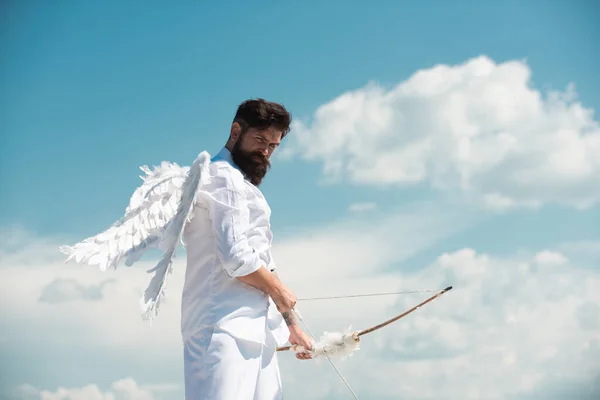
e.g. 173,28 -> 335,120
267,250 -> 276,272
203,170 -> 264,278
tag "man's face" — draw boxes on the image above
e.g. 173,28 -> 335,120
230,126 -> 282,186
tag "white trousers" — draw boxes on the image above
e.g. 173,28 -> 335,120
183,328 -> 283,400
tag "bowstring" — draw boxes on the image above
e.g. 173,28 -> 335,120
288,288 -> 434,398
292,307 -> 360,400
298,289 -> 434,301
283,288 -> 442,398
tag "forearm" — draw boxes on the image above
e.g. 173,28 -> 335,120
271,271 -> 298,327
236,265 -> 282,297
281,309 -> 298,327
238,268 -> 299,327
241,271 -> 296,327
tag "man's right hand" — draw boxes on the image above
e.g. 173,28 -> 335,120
269,282 -> 297,314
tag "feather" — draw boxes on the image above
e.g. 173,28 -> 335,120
139,151 -> 212,320
58,161 -> 191,272
59,151 -> 212,320
294,327 -> 361,360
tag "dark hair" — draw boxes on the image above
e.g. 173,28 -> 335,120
233,98 -> 292,138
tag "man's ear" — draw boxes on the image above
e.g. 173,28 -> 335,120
230,122 -> 242,142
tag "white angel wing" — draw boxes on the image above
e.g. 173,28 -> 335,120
139,151 -> 212,319
59,161 -> 189,271
59,151 -> 212,320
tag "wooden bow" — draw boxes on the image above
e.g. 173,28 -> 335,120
276,285 -> 453,352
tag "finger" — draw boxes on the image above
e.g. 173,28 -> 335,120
295,352 -> 312,360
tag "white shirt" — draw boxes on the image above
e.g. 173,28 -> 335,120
180,147 -> 289,347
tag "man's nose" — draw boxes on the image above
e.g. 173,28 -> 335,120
259,146 -> 269,156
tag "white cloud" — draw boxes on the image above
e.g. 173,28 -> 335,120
2,216 -> 599,399
10,378 -> 170,400
272,200 -> 472,296
347,202 -> 377,212
0,202 -> 469,398
0,246 -> 184,353
534,250 -> 568,266
558,240 -> 600,255
278,247 -> 600,400
38,278 -> 116,304
280,55 -> 600,210
0,200 -> 467,350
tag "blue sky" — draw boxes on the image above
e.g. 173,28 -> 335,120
2,0 -> 599,237
1,1 -> 599,400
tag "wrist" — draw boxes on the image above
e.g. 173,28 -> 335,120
281,310 -> 298,327
287,319 -> 302,329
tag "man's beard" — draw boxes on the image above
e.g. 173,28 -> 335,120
230,139 -> 271,186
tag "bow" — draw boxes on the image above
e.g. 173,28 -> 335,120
276,286 -> 453,357
276,286 -> 454,399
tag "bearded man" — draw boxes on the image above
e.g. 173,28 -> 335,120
181,98 -> 313,400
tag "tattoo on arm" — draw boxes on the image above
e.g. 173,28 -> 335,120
282,311 -> 297,326
270,270 -> 297,326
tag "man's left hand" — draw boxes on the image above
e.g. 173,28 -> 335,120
288,325 -> 313,360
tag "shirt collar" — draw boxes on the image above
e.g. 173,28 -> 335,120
212,147 -> 242,173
